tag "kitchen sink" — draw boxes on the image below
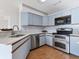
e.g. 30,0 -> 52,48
10,34 -> 25,37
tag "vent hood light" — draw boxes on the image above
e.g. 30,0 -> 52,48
40,0 -> 46,2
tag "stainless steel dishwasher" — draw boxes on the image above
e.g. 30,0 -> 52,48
31,34 -> 40,49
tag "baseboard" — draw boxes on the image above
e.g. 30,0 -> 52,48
30,44 -> 47,51
26,51 -> 31,59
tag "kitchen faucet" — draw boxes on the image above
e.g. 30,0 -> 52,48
11,25 -> 19,35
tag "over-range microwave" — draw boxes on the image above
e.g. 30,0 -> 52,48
55,15 -> 71,25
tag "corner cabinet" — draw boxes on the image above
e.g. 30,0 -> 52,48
12,36 -> 31,59
39,33 -> 53,46
39,34 -> 46,46
45,34 -> 53,46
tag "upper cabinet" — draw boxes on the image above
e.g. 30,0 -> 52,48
28,13 -> 42,26
21,12 -> 29,26
21,12 -> 53,27
42,16 -> 54,26
71,7 -> 79,24
21,12 -> 42,26
42,16 -> 49,26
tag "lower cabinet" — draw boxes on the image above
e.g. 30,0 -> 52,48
12,36 -> 31,59
70,36 -> 79,56
39,34 -> 53,46
39,34 -> 46,46
12,33 -> 53,59
46,34 -> 53,46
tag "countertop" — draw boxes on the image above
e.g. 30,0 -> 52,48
0,31 -> 52,45
0,32 -> 42,45
70,34 -> 79,37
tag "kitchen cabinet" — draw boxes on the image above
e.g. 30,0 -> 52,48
21,12 -> 42,26
48,16 -> 54,25
39,33 -> 53,46
39,34 -> 46,46
46,34 -> 53,46
21,12 -> 29,26
70,36 -> 79,56
12,36 -> 31,59
42,16 -> 53,26
28,13 -> 42,26
42,16 -> 49,26
71,7 -> 79,24
21,12 -> 54,27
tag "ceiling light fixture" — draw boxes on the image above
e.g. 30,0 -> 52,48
40,0 -> 46,2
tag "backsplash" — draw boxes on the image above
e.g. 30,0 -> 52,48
44,24 -> 79,34
21,26 -> 44,33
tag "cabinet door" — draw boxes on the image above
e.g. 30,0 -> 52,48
48,16 -> 54,25
46,34 -> 53,46
71,7 -> 79,24
12,38 -> 31,59
43,16 -> 54,26
33,14 -> 42,25
42,16 -> 49,26
28,13 -> 42,26
39,34 -> 46,46
21,12 -> 28,25
70,36 -> 79,56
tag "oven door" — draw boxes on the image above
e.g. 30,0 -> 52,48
53,35 -> 69,53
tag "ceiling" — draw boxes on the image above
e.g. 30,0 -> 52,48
22,0 -> 79,15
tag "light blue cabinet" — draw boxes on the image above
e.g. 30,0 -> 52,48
46,34 -> 53,46
21,12 -> 29,26
71,7 -> 79,24
28,13 -> 42,26
42,16 -> 49,26
12,37 -> 31,59
39,34 -> 53,46
39,34 -> 46,46
48,15 -> 54,25
21,12 -> 43,26
42,16 -> 54,26
21,12 -> 55,26
70,36 -> 79,56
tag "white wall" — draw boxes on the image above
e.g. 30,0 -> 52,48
0,0 -> 20,29
44,7 -> 79,34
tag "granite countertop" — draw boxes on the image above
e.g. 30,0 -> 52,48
0,32 -> 42,45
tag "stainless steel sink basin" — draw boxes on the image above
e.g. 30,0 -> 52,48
10,34 -> 25,37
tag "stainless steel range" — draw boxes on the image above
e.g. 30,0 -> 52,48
53,28 -> 73,53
